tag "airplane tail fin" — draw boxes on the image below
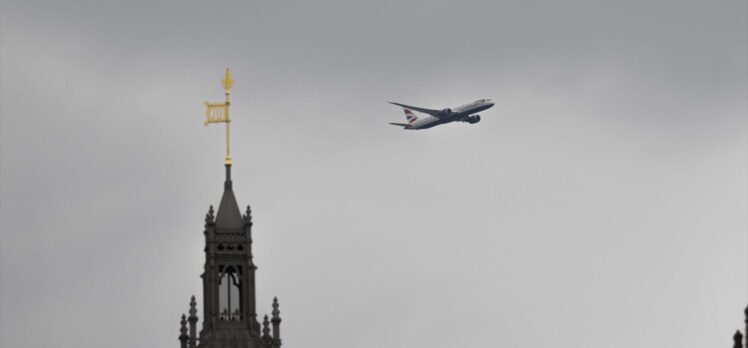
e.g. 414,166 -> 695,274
403,108 -> 418,124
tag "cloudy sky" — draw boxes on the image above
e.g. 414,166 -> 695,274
1,1 -> 746,347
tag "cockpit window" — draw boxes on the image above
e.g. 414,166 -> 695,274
477,99 -> 485,103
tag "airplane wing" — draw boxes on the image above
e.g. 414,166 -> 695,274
388,102 -> 442,117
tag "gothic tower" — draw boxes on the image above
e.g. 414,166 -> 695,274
179,162 -> 282,348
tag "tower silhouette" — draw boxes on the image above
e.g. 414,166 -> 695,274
179,162 -> 281,348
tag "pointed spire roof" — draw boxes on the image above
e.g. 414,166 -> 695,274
271,297 -> 281,322
179,314 -> 188,340
262,315 -> 271,339
188,295 -> 198,319
215,164 -> 244,229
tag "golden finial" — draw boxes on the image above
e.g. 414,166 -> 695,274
204,68 -> 234,165
221,67 -> 234,93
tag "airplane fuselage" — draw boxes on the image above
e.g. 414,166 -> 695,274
401,99 -> 494,130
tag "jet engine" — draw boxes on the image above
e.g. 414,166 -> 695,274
466,115 -> 481,124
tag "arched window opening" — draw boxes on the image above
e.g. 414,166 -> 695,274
218,265 -> 242,321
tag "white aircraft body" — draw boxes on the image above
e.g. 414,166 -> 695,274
388,99 -> 494,130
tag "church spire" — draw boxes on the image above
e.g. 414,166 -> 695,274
271,297 -> 282,347
262,315 -> 271,341
214,162 -> 243,229
181,69 -> 283,348
188,296 -> 198,348
179,315 -> 188,348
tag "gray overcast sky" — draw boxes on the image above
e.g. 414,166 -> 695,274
1,1 -> 746,347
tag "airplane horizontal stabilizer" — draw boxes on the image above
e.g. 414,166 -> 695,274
389,122 -> 410,127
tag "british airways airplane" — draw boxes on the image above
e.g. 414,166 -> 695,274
388,99 -> 494,130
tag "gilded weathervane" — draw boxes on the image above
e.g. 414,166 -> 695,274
204,68 -> 235,165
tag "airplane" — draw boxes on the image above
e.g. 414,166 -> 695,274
388,99 -> 495,130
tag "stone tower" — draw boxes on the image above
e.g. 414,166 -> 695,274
179,163 -> 282,348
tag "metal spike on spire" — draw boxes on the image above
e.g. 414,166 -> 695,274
221,67 -> 234,92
